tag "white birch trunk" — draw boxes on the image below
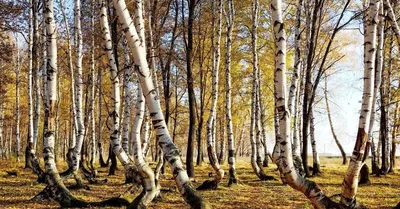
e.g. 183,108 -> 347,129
41,0 -> 85,206
89,0 -> 96,167
250,0 -> 271,181
206,0 -> 224,185
310,107 -> 321,175
225,0 -> 236,185
384,0 -> 400,45
271,0 -> 337,208
340,0 -> 379,205
32,0 -> 40,151
113,0 -> 210,207
72,0 -> 85,172
290,0 -> 303,168
27,0 -> 34,165
122,40 -> 132,154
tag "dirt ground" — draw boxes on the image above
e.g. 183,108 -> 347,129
0,157 -> 399,208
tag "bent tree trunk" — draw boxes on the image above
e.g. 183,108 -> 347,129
99,2 -> 155,207
38,1 -> 87,206
340,0 -> 379,205
113,0 -> 211,208
271,0 -> 377,208
201,0 -> 224,190
225,0 -> 237,186
251,0 -> 273,181
324,73 -> 347,165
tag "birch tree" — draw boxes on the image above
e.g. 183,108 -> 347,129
225,0 -> 237,186
113,0 -> 211,207
25,0 -> 34,168
201,0 -> 224,190
271,0 -> 378,207
250,0 -> 273,181
324,73 -> 347,165
14,35 -> 20,163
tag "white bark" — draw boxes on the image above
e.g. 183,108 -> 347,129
340,0 -> 379,205
100,2 -> 156,205
43,0 -> 62,192
27,0 -> 34,155
32,0 -> 40,151
99,0 -> 134,173
290,0 -> 303,161
72,0 -> 85,171
113,0 -> 210,206
122,40 -> 132,154
384,0 -> 400,45
250,0 -> 268,180
207,0 -> 223,162
225,0 -> 236,185
310,107 -> 320,175
368,2 -> 384,171
271,1 -> 334,208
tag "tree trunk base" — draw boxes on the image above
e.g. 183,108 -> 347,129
196,179 -> 219,190
359,164 -> 371,185
228,176 -> 238,186
262,159 -> 269,167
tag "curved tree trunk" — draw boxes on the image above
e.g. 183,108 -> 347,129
250,0 -> 274,181
113,0 -> 211,207
225,0 -> 236,186
100,2 -> 157,206
340,0 -> 379,206
122,40 -> 132,155
202,0 -> 224,190
324,73 -> 347,165
271,0 -> 376,208
39,1 -> 87,206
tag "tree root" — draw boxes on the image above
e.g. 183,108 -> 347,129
80,162 -> 107,184
228,176 -> 238,186
31,185 -> 131,208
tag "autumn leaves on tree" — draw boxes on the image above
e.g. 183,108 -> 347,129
0,0 -> 400,208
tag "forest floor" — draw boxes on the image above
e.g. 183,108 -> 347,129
0,157 -> 399,208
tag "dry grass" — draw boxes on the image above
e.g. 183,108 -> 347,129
0,157 -> 399,208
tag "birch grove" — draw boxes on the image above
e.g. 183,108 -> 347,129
1,0 -> 400,208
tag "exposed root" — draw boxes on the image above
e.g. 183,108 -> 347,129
80,163 -> 107,184
183,183 -> 213,209
32,185 -> 131,208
